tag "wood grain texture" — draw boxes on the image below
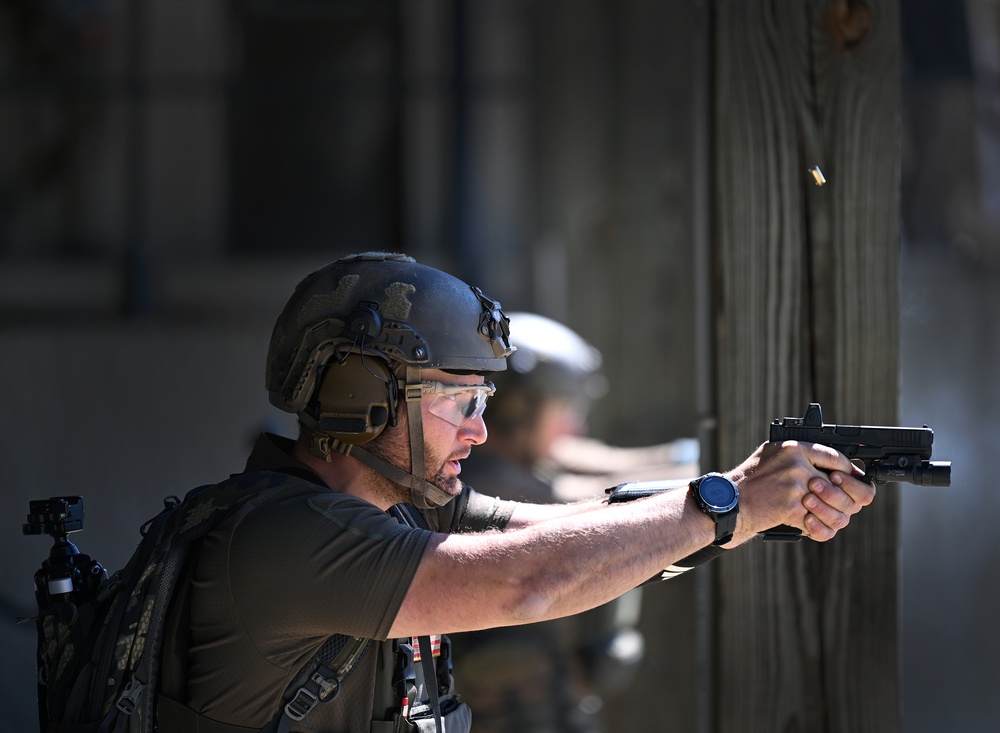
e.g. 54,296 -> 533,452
712,1 -> 901,731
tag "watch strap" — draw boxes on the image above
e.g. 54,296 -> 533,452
641,544 -> 725,585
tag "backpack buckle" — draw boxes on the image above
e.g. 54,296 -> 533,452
115,677 -> 146,715
284,669 -> 341,721
284,687 -> 318,721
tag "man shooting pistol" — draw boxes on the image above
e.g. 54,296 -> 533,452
760,403 -> 950,540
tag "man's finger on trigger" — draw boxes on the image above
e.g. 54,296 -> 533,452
839,473 -> 877,506
804,442 -> 853,474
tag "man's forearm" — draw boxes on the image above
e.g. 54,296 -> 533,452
503,492 -> 618,529
391,487 -> 715,637
501,490 -> 715,620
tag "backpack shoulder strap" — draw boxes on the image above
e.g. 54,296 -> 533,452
102,471 -> 322,733
266,633 -> 371,733
155,471 -> 369,733
387,505 -> 445,733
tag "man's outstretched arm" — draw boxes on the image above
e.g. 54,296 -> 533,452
388,440 -> 874,638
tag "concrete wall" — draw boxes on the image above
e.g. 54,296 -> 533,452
898,244 -> 1000,732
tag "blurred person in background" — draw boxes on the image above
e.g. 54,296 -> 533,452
452,313 -> 698,733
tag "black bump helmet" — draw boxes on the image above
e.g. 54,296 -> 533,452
265,251 -> 514,509
267,252 -> 514,416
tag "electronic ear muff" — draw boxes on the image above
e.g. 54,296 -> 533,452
314,300 -> 399,446
314,353 -> 397,444
310,304 -> 398,444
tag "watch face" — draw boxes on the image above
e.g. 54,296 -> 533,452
699,475 -> 739,511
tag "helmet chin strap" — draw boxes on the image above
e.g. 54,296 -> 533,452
305,367 -> 453,510
398,366 -> 455,509
339,443 -> 452,510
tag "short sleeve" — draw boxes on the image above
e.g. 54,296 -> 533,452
221,492 -> 432,647
423,483 -> 516,533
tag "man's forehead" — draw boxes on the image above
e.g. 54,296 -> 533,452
419,368 -> 485,386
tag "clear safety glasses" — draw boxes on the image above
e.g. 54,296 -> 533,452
421,380 -> 496,427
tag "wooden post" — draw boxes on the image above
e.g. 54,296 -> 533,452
710,1 -> 901,731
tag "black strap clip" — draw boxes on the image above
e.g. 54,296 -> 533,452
283,668 -> 342,721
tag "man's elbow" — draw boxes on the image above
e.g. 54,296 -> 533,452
503,566 -> 573,624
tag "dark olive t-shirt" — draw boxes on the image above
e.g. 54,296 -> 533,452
177,433 -> 513,732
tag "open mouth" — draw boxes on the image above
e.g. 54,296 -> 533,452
447,451 -> 470,474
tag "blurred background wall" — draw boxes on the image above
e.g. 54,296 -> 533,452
0,1 -> 997,731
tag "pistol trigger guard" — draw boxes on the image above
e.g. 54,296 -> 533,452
761,525 -> 803,542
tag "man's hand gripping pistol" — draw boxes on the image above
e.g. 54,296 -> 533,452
608,403 -> 951,546
759,402 -> 950,540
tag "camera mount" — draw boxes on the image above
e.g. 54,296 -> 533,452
23,496 -> 107,615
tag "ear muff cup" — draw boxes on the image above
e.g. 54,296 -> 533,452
314,353 -> 396,445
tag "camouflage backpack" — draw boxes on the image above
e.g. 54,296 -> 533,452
23,471 -> 368,733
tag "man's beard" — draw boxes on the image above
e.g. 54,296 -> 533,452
428,460 -> 462,497
364,428 -> 462,507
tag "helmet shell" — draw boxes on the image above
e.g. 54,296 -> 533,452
501,312 -> 607,400
485,312 -> 608,437
266,252 -> 514,414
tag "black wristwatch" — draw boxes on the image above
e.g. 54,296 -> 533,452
690,473 -> 740,546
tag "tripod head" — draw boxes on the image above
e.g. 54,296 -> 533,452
23,496 -> 107,613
